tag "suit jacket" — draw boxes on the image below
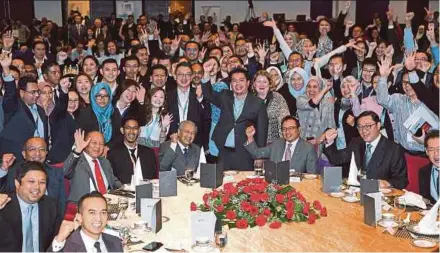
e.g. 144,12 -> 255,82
0,193 -> 61,252
244,138 -> 317,173
53,229 -> 123,252
324,136 -> 408,189
69,24 -> 87,46
419,163 -> 436,203
107,143 -> 158,184
277,83 -> 298,116
0,79 -> 49,160
201,82 -> 268,170
166,88 -> 211,149
0,162 -> 66,215
63,152 -> 122,203
159,141 -> 201,176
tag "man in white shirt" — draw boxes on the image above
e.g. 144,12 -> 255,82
100,59 -> 120,95
51,191 -> 123,252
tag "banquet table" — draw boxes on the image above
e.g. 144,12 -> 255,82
106,172 -> 438,252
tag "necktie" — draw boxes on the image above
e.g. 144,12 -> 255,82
284,143 -> 292,161
364,143 -> 373,169
129,148 -> 137,165
77,25 -> 81,34
94,241 -> 102,253
25,205 -> 34,252
92,160 -> 107,194
183,147 -> 189,165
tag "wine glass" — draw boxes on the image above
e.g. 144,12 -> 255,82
215,231 -> 228,251
118,197 -> 129,219
394,197 -> 406,225
254,161 -> 263,177
357,168 -> 366,182
185,168 -> 194,185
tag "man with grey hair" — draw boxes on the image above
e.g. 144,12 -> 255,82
159,120 -> 206,176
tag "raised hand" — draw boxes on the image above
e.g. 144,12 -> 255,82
170,36 -> 181,52
73,129 -> 91,154
245,125 -> 256,140
60,76 -> 71,93
344,0 -> 351,11
0,194 -> 11,210
170,133 -> 178,143
203,59 -> 214,79
161,113 -> 173,128
263,20 -> 276,28
0,52 -> 12,71
385,45 -> 394,58
246,42 -> 254,55
1,153 -> 15,171
55,220 -> 75,242
201,31 -> 211,43
324,128 -> 338,143
195,84 -> 203,99
153,24 -> 160,39
345,21 -> 354,29
386,5 -> 394,21
136,85 -> 146,103
324,79 -> 334,92
424,7 -> 434,21
426,23 -> 436,43
404,52 -> 416,71
87,39 -> 96,49
2,31 -> 15,51
256,43 -> 269,60
198,47 -> 207,62
378,57 -> 393,77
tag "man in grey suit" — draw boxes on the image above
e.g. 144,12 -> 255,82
64,130 -> 122,204
51,191 -> 123,252
244,116 -> 318,173
159,120 -> 206,176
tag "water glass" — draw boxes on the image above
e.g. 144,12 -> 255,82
215,231 -> 228,250
394,197 -> 406,223
118,197 -> 129,219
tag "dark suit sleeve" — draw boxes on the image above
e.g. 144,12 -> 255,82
331,11 -> 347,45
323,142 -> 352,166
50,89 -> 68,123
247,56 -> 260,80
2,78 -> 18,116
201,80 -> 222,107
255,102 -> 268,148
159,143 -> 178,171
387,145 -> 408,189
305,145 -> 318,174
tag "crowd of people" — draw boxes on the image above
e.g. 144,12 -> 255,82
0,1 -> 439,251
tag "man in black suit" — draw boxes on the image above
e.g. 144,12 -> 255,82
69,15 -> 87,47
148,64 -> 177,92
108,117 -> 158,184
324,111 -> 408,189
51,191 -> 123,252
167,62 -> 210,149
0,161 -> 62,252
419,130 -> 439,203
0,54 -> 49,161
201,67 -> 268,171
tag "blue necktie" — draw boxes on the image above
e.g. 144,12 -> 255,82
183,147 -> 189,165
24,205 -> 34,252
364,144 -> 373,169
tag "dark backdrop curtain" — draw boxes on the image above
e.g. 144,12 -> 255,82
310,0 -> 333,21
407,0 -> 430,28
356,0 -> 389,26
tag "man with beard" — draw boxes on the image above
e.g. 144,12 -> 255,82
184,41 -> 201,64
191,63 -> 204,88
107,118 -> 158,184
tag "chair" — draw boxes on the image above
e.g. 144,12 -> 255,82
404,153 -> 430,193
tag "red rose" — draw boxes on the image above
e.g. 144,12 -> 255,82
263,208 -> 271,216
260,193 -> 269,202
255,215 -> 267,227
321,207 -> 328,217
297,192 -> 305,202
285,201 -> 294,210
241,201 -> 252,212
212,190 -> 219,198
226,210 -> 237,220
275,194 -> 285,204
216,204 -> 225,213
313,200 -> 322,211
236,219 -> 248,229
224,183 -> 238,195
269,221 -> 282,229
203,193 -> 209,203
243,186 -> 253,194
250,193 -> 260,203
221,195 -> 230,204
249,206 -> 259,216
190,202 -> 197,211
286,209 -> 293,219
308,213 -> 317,224
303,203 -> 310,215
254,183 -> 266,192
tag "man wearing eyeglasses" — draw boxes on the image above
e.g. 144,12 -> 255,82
244,116 -> 317,173
0,53 -> 49,161
324,110 -> 408,189
419,130 -> 439,203
0,137 -> 65,215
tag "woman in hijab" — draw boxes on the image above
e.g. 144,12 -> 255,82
37,82 -> 55,116
76,82 -> 122,150
266,66 -> 283,91
277,67 -> 309,116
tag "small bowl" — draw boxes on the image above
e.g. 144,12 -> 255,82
130,236 -> 141,243
382,213 -> 395,221
329,192 -> 345,198
412,239 -> 437,248
303,174 -> 318,180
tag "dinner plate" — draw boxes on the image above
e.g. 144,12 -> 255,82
412,239 -> 437,248
380,188 -> 392,194
224,171 -> 239,176
377,220 -> 399,228
407,223 -> 440,236
329,192 -> 345,198
303,174 -> 318,180
342,196 -> 360,203
419,210 -> 429,216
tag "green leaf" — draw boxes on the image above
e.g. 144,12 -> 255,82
277,185 -> 293,195
228,222 -> 236,229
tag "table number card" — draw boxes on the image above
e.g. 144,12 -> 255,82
135,182 -> 152,214
159,170 -> 177,197
264,160 -> 290,185
141,198 -> 162,233
363,192 -> 382,227
321,167 -> 342,193
190,211 -> 216,245
360,179 -> 379,205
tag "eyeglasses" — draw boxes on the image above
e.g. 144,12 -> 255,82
68,99 -> 79,103
185,48 -> 198,52
95,94 -> 110,100
176,73 -> 192,79
356,123 -> 377,131
24,90 -> 41,95
25,147 -> 48,152
282,126 -> 298,132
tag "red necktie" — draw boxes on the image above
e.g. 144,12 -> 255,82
93,159 -> 107,194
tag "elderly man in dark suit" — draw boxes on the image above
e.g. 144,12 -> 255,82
64,130 -> 122,204
0,161 -> 62,252
0,53 -> 49,161
50,192 -> 123,252
108,117 -> 158,184
0,137 -> 66,215
244,116 -> 318,174
159,120 -> 206,176
324,110 -> 408,189
419,130 -> 439,203
201,67 -> 268,171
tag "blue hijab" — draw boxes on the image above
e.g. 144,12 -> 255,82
287,67 -> 309,98
90,83 -> 114,143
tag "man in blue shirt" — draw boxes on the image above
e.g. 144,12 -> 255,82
419,130 -> 440,203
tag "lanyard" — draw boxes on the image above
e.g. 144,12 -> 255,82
143,113 -> 159,139
178,93 -> 189,121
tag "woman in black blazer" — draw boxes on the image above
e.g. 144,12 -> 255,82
112,79 -> 147,125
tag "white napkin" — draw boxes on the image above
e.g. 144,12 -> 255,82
399,190 -> 427,209
346,152 -> 360,186
417,199 -> 440,234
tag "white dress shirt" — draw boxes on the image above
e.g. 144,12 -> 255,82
83,152 -> 109,192
366,134 -> 381,155
282,138 -> 299,162
80,230 -> 108,253
177,88 -> 190,122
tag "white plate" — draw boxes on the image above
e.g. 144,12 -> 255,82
330,192 -> 345,198
413,224 -> 440,236
303,174 -> 318,180
246,175 -> 263,179
224,171 -> 239,176
377,220 -> 399,228
419,210 -> 429,216
380,188 -> 392,194
412,239 -> 437,248
130,236 -> 141,243
342,196 -> 360,203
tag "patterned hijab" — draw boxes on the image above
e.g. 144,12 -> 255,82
90,82 -> 114,143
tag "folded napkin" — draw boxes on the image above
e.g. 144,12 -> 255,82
346,152 -> 360,186
417,199 -> 439,234
399,190 -> 427,209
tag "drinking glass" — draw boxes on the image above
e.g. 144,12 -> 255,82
184,168 -> 195,185
118,197 -> 129,219
215,231 -> 228,251
119,226 -> 131,251
394,197 -> 406,224
254,160 -> 263,177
